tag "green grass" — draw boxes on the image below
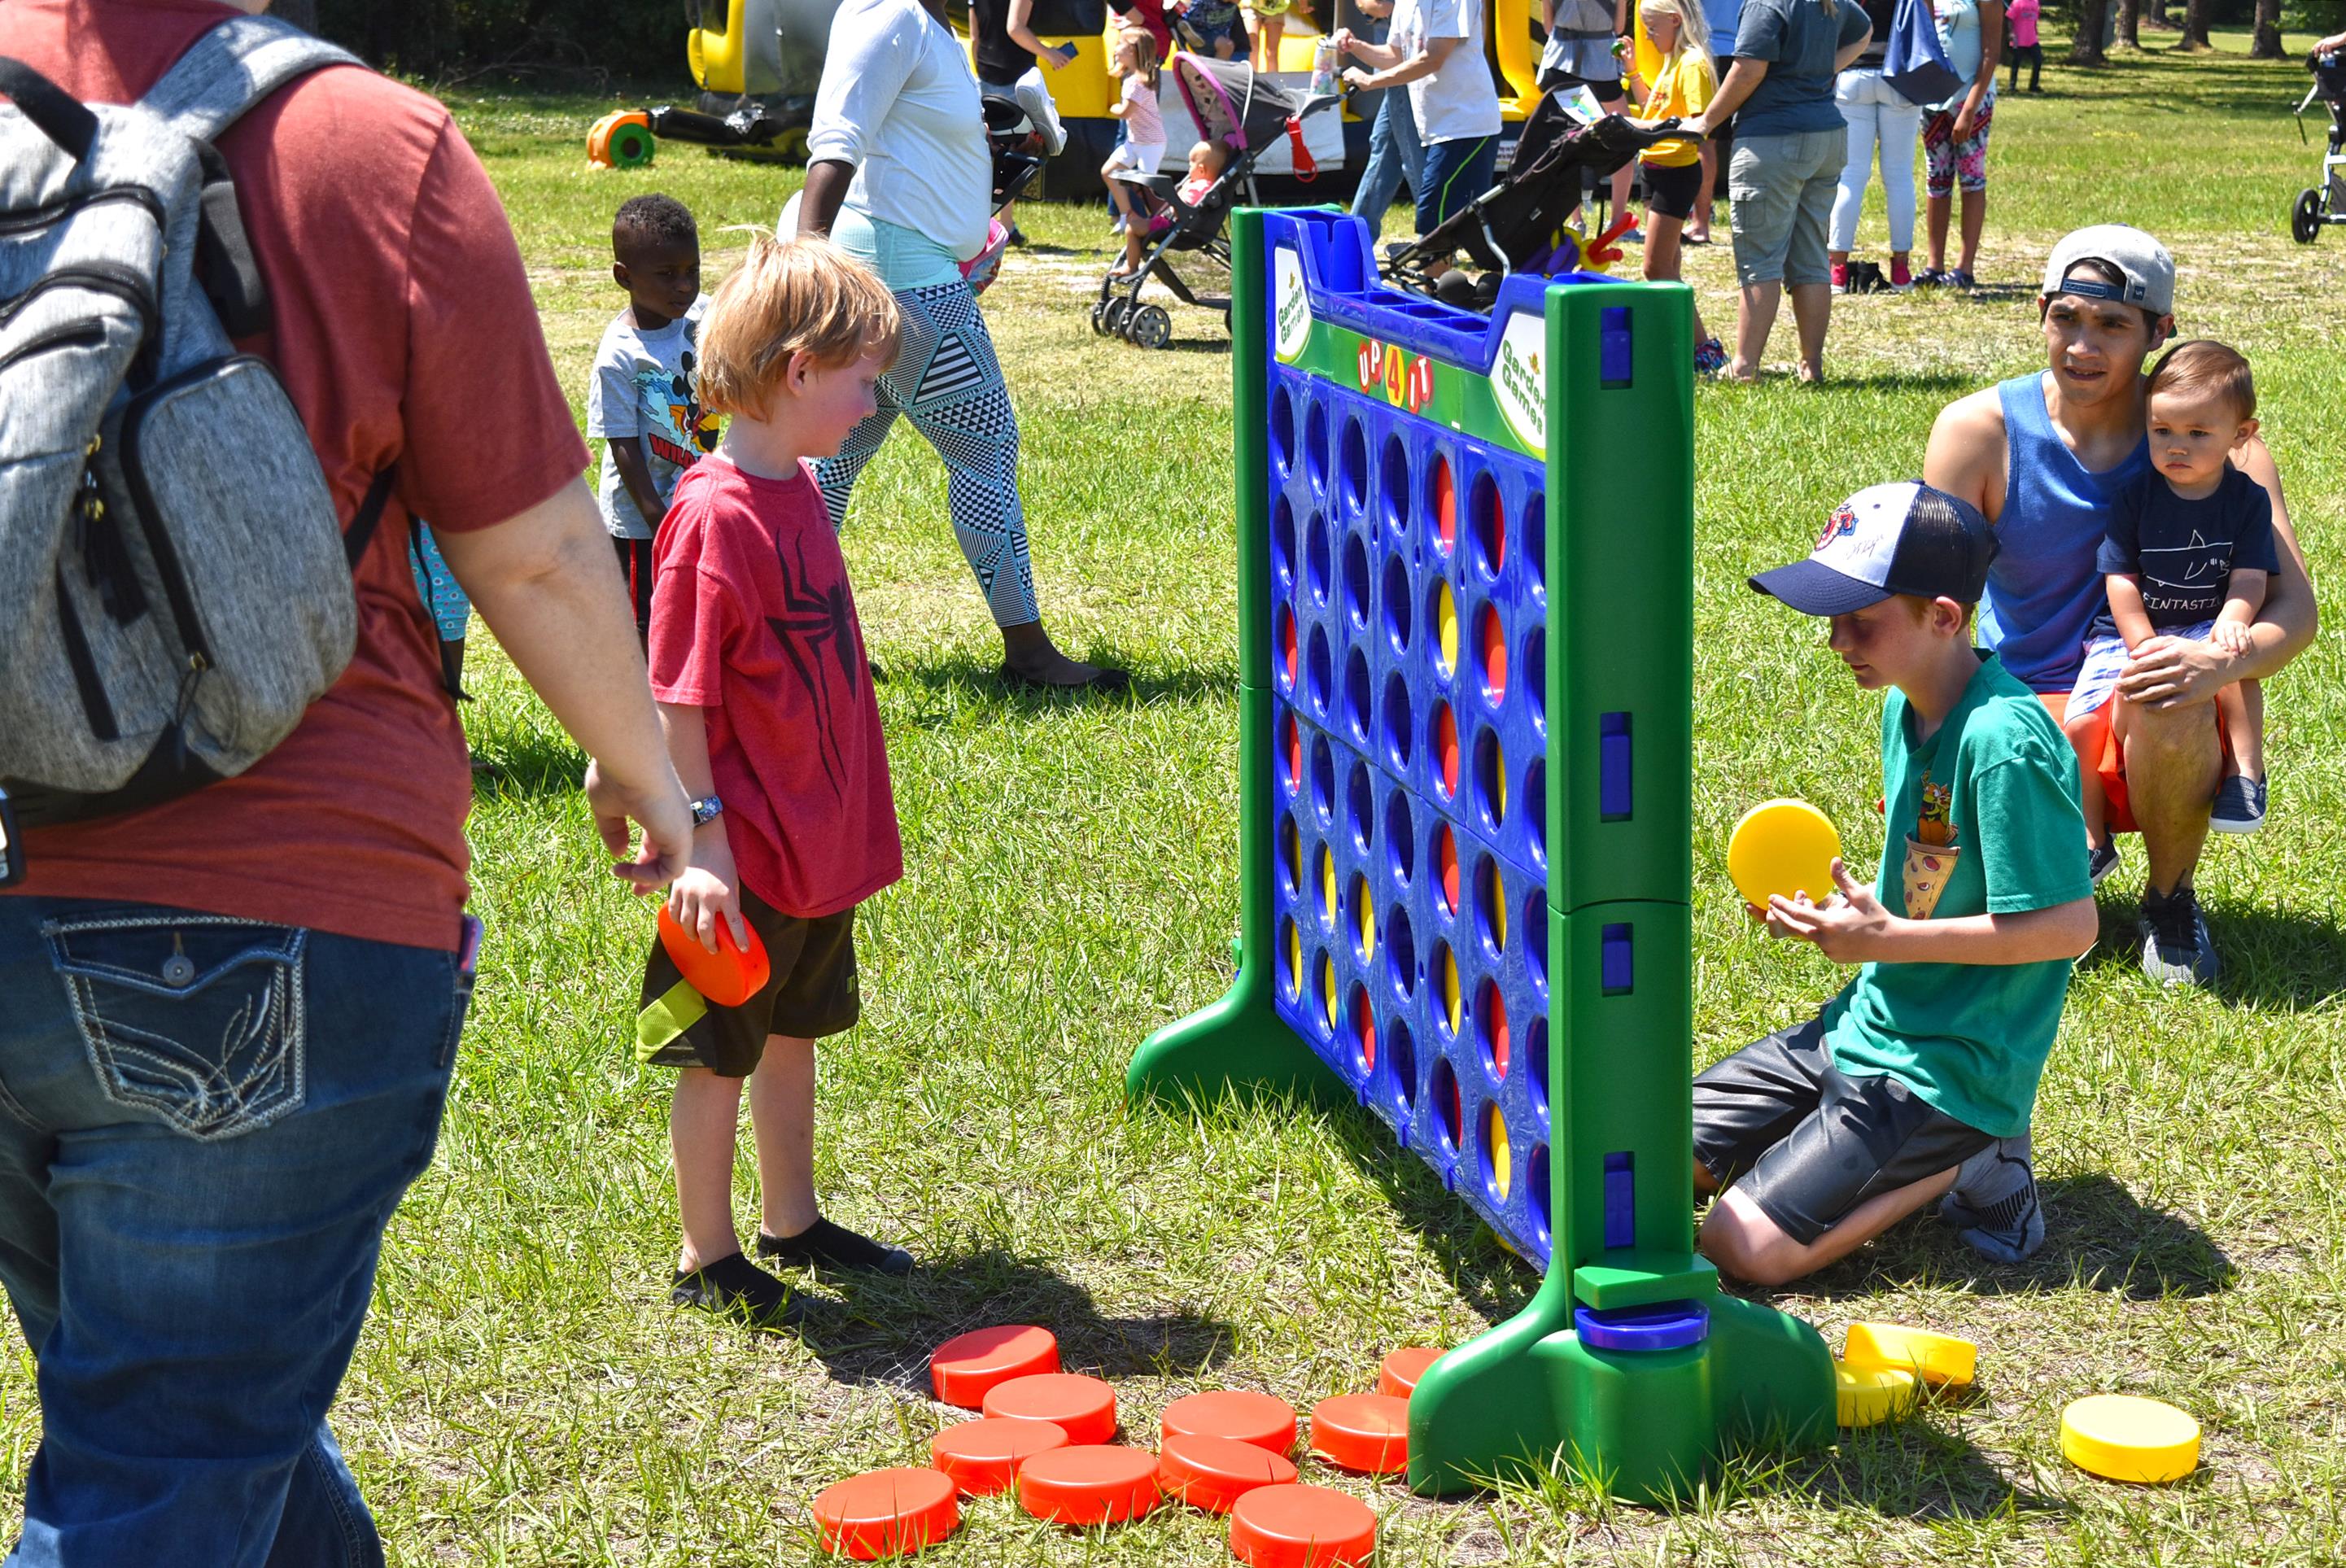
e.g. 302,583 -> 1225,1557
10,26 -> 2346,1566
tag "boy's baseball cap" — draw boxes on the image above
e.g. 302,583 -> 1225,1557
2042,225 -> 2175,317
1749,482 -> 1998,616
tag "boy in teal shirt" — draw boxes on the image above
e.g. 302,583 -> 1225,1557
1696,482 -> 2097,1286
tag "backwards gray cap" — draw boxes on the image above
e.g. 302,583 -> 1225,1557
2041,225 -> 2175,317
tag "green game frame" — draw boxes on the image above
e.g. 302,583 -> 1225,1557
1128,207 -> 1835,1501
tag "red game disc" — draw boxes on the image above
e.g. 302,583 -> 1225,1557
929,1417 -> 1070,1496
1228,1483 -> 1378,1566
930,1326 -> 1059,1409
657,904 -> 771,1007
1308,1394 -> 1409,1474
1159,1432 -> 1300,1513
1378,1348 -> 1444,1400
1016,1445 -> 1162,1526
982,1373 -> 1118,1446
810,1467 -> 959,1560
1161,1391 -> 1299,1456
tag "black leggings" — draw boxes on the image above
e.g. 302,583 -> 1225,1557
2007,42 -> 2042,91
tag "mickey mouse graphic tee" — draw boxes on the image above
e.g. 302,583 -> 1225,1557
588,297 -> 719,539
1820,653 -> 2092,1138
648,456 -> 902,917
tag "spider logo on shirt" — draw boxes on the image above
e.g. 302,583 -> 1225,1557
765,531 -> 862,801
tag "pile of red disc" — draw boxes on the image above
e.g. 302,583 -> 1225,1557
807,1327 -> 1450,1561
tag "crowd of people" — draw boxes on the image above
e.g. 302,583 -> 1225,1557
0,0 -> 2316,1560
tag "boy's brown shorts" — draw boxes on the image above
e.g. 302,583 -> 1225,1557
635,886 -> 860,1077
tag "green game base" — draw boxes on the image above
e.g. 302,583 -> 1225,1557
1406,1273 -> 1834,1501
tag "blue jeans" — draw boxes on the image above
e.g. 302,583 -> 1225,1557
1348,89 -> 1424,232
0,897 -> 473,1566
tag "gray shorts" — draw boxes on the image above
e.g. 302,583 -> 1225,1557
1728,128 -> 1848,288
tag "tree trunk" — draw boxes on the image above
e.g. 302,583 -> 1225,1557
2071,0 -> 2109,63
2251,0 -> 2283,58
2144,0 -> 2174,31
2117,0 -> 2140,49
2177,0 -> 2212,50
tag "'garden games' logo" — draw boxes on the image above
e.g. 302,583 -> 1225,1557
1356,338 -> 1435,414
1492,309 -> 1546,451
1273,247 -> 1311,362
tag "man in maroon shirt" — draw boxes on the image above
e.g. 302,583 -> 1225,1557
0,2 -> 690,1560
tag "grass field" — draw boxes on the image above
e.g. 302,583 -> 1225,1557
8,27 -> 2345,1566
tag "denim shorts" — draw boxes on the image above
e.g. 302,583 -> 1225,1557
1728,127 -> 1848,287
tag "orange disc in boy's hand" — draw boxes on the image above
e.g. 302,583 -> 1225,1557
657,903 -> 770,1007
1726,799 -> 1842,910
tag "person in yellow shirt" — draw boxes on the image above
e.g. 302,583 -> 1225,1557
1628,0 -> 1724,373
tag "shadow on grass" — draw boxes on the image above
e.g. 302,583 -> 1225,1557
793,1246 -> 1236,1395
1790,1170 -> 2234,1302
877,652 -> 1236,713
2080,891 -> 2346,1010
1756,1417 -> 2073,1522
470,723 -> 586,800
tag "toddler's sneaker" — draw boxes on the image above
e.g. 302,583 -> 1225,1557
2138,884 -> 2219,987
673,1253 -> 805,1330
1940,1134 -> 2044,1264
1830,260 -> 1850,293
1693,337 -> 1729,376
2087,841 -> 2119,886
1890,259 -> 1914,290
757,1216 -> 915,1277
2210,774 -> 2266,833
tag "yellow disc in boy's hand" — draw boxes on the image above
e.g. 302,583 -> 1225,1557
1727,799 -> 1842,909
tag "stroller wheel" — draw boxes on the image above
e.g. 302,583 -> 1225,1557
1091,300 -> 1110,334
1103,298 -> 1133,338
1129,304 -> 1173,350
2293,188 -> 2322,244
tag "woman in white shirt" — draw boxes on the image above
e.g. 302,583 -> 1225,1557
797,0 -> 1125,689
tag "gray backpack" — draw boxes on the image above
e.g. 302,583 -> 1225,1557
0,16 -> 392,836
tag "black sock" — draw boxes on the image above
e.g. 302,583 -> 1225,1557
672,1252 -> 804,1328
756,1216 -> 915,1276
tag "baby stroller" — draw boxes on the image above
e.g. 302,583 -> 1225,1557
2291,48 -> 2346,243
1383,89 -> 1680,312
1092,53 -> 1342,348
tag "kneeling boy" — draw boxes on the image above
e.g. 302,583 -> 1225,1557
1696,483 -> 2097,1286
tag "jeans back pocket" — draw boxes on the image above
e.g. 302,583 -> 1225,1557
45,912 -> 307,1141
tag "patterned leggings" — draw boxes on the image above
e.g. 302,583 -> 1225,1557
815,277 -> 1039,628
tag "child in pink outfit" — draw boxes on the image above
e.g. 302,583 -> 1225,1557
2006,0 -> 2041,93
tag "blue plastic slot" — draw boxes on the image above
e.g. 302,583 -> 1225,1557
1575,1299 -> 1710,1353
1602,1151 -> 1635,1248
1600,306 -> 1632,387
1599,711 -> 1632,819
1601,923 -> 1633,995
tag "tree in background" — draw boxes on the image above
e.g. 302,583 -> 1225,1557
2251,0 -> 2282,56
2177,0 -> 2212,49
2072,0 -> 2112,62
2117,0 -> 2140,48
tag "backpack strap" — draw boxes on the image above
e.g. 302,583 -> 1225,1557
140,15 -> 364,149
0,56 -> 99,160
343,466 -> 398,570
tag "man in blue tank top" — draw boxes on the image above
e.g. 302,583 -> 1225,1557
1924,225 -> 2318,989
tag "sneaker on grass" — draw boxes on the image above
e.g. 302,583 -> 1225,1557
2210,775 -> 2266,833
2088,841 -> 2119,886
672,1252 -> 806,1329
758,1216 -> 915,1276
1940,1133 -> 2044,1264
2138,884 -> 2219,987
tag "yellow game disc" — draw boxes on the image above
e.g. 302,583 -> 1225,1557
1726,798 -> 1842,909
1435,580 -> 1457,676
1843,1322 -> 1978,1388
2060,1395 -> 2200,1483
1834,1359 -> 1918,1428
1319,845 -> 1336,925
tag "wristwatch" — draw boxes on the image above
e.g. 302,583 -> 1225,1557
688,793 -> 724,828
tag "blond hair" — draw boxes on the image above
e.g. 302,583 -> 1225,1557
1638,0 -> 1711,60
1118,26 -> 1161,89
696,234 -> 902,421
2147,339 -> 2256,423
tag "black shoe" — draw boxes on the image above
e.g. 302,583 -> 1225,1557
2138,884 -> 2219,988
757,1216 -> 915,1276
672,1252 -> 806,1328
1940,1134 -> 2045,1264
1006,225 -> 1031,248
2210,775 -> 2266,834
997,659 -> 1133,693
2088,841 -> 2120,886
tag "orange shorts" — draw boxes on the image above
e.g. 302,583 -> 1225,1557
2038,691 -> 2232,837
